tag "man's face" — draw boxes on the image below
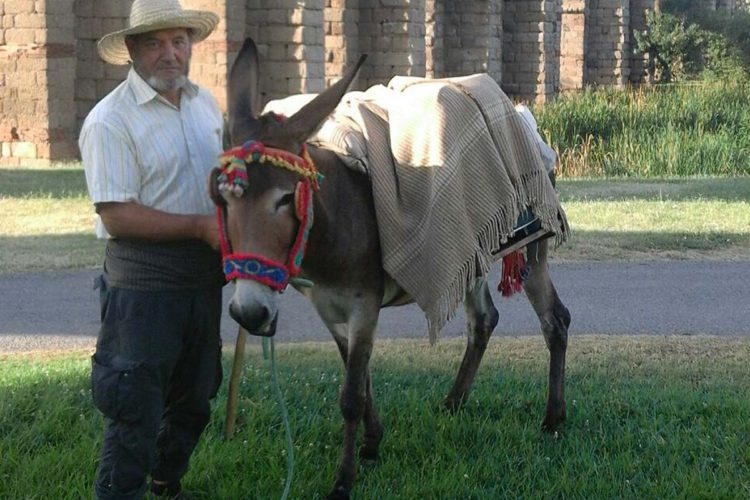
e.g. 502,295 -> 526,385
127,28 -> 192,93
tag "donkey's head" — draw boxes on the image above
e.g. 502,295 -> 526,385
210,38 -> 365,335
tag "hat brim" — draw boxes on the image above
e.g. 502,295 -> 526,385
97,11 -> 219,65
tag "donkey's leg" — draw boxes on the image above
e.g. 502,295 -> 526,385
320,321 -> 383,465
444,278 -> 499,411
326,325 -> 379,500
312,291 -> 382,500
358,371 -> 384,464
524,240 -> 571,432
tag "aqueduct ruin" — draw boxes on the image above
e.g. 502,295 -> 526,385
0,0 -> 741,165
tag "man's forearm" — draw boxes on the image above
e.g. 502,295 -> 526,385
96,201 -> 219,248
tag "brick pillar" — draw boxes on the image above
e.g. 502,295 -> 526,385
560,0 -> 587,91
587,0 -> 630,87
503,0 -> 561,103
1,0 -> 78,165
357,0 -> 426,88
324,0 -> 360,87
429,0 -> 503,81
248,0 -> 326,101
425,0 -> 444,78
184,0 -> 245,112
75,0 -> 129,141
629,0 -> 657,84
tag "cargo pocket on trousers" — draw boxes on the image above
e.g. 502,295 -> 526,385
91,352 -> 145,423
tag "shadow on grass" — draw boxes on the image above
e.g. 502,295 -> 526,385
553,229 -> 750,262
2,228 -> 748,277
0,168 -> 89,198
559,229 -> 750,250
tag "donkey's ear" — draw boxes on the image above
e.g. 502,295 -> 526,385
208,167 -> 225,206
284,55 -> 367,144
228,38 -> 262,143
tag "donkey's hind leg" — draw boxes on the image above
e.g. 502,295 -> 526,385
524,239 -> 571,432
444,278 -> 499,411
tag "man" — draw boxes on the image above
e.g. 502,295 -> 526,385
79,1 -> 225,498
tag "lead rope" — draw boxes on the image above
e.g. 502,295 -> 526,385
264,337 -> 295,500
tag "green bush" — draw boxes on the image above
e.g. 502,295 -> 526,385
634,9 -> 748,83
634,10 -> 702,83
661,1 -> 750,78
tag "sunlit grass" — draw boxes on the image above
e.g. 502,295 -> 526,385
566,200 -> 748,233
552,177 -> 750,261
1,336 -> 749,498
1,168 -> 749,273
0,198 -> 96,236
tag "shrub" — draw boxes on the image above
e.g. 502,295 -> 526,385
634,8 -> 749,83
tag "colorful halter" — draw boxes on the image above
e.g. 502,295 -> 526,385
215,140 -> 321,291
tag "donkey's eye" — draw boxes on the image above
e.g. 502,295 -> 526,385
275,192 -> 295,211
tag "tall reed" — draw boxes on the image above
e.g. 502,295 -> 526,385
535,81 -> 750,177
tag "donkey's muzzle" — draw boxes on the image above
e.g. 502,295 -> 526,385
228,300 -> 277,337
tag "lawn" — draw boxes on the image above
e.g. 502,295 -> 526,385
1,165 -> 749,274
1,336 -> 748,498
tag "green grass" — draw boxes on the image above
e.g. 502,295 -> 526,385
1,336 -> 749,498
537,81 -> 750,177
555,177 -> 750,260
1,165 -> 749,272
0,165 -> 104,273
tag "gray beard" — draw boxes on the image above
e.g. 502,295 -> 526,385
147,74 -> 188,93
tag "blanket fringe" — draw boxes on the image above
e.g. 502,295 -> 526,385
426,187 -> 568,343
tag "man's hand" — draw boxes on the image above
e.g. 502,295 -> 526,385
196,214 -> 221,251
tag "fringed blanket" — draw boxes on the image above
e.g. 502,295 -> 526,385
265,74 -> 569,342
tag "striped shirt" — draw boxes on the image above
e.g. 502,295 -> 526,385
79,68 -> 224,238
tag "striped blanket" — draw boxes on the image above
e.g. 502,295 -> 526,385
266,74 -> 569,341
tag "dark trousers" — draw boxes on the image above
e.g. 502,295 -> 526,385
91,276 -> 223,500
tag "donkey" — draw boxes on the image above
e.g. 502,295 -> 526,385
210,38 -> 571,500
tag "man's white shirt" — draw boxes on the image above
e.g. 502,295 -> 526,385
79,68 -> 223,238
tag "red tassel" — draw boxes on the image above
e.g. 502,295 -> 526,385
498,251 -> 528,297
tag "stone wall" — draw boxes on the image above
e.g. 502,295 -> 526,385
586,0 -> 631,86
628,0 -> 657,84
0,0 -> 745,165
560,0 -> 587,91
503,1 -> 561,102
432,0 -> 503,81
1,0 -> 79,165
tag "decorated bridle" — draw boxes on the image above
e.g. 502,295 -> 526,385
214,139 -> 322,291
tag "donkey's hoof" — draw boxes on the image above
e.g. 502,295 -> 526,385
442,395 -> 467,412
325,485 -> 350,500
541,407 -> 567,433
359,445 -> 379,465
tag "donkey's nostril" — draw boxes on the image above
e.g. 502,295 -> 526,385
229,300 -> 269,332
228,301 -> 242,323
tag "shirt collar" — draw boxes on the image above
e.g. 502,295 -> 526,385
127,67 -> 199,106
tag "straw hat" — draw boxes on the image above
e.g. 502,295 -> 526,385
97,0 -> 219,65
